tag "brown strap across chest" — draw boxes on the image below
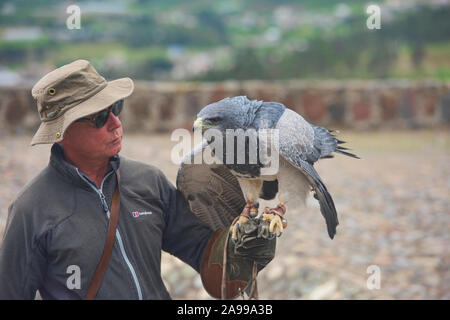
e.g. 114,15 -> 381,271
85,169 -> 121,300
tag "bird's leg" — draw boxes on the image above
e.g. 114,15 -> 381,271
260,201 -> 287,239
278,193 -> 284,205
250,202 -> 259,218
230,200 -> 258,242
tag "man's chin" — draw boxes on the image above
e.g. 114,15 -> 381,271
108,143 -> 122,157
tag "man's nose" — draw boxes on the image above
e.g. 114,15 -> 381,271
106,112 -> 122,130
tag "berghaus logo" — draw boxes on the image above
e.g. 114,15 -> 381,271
132,211 -> 152,218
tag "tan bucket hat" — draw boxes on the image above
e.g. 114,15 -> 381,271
30,59 -> 134,146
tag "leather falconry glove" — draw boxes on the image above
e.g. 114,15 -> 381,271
200,217 -> 276,299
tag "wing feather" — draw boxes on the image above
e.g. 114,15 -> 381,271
275,109 -> 339,238
176,142 -> 246,231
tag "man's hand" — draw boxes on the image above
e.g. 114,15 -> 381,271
200,217 -> 277,299
232,217 -> 276,269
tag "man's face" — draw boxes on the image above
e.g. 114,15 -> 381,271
60,108 -> 123,161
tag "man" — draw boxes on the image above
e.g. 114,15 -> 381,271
0,60 -> 275,299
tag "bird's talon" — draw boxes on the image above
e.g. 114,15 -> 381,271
260,204 -> 286,238
269,215 -> 283,233
229,212 -> 250,242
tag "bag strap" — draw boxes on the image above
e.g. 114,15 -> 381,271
85,169 -> 121,300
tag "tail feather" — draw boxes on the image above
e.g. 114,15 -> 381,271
336,148 -> 360,159
312,125 -> 360,160
300,160 -> 339,239
315,179 -> 339,239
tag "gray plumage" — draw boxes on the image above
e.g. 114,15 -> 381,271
177,96 -> 359,238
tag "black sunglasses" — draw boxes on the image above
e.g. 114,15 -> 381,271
76,100 -> 123,128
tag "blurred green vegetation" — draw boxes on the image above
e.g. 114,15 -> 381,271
0,0 -> 449,81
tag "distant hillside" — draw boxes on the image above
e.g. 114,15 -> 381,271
0,0 -> 449,82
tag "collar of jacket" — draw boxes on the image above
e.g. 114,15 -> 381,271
49,143 -> 120,190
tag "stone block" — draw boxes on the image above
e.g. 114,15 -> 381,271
302,90 -> 327,123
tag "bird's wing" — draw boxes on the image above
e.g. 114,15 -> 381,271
275,109 -> 339,239
176,141 -> 246,231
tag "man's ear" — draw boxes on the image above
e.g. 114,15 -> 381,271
58,137 -> 67,148
58,122 -> 76,147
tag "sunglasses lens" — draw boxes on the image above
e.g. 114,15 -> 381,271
94,109 -> 110,128
112,100 -> 123,116
89,100 -> 124,128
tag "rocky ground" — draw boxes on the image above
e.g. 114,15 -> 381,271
0,130 -> 449,300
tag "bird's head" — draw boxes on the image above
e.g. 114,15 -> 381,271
193,96 -> 263,135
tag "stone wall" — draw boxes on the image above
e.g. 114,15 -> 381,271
1,80 -> 449,135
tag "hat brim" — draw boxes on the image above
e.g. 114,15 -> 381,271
30,77 -> 134,146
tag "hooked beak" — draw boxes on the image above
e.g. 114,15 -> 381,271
193,117 -> 208,132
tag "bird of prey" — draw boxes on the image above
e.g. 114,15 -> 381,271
176,96 -> 359,240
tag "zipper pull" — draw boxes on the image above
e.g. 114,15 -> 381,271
99,192 -> 109,212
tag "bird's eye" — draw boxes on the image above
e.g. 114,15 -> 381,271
208,117 -> 220,123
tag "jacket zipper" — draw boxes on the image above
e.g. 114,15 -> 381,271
76,169 -> 143,300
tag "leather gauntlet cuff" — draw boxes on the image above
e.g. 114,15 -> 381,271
200,229 -> 255,299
